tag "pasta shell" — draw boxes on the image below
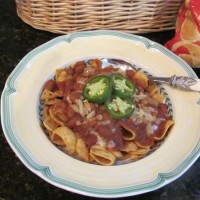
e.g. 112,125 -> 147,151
151,93 -> 164,103
154,119 -> 174,141
132,147 -> 150,155
56,69 -> 67,82
133,70 -> 148,89
76,138 -> 89,162
44,99 -> 61,105
41,89 -> 63,101
52,126 -> 77,155
90,146 -> 116,166
120,147 -> 150,162
135,140 -> 153,149
120,121 -> 136,140
147,82 -> 158,96
49,108 -> 67,126
40,89 -> 55,101
121,141 -> 138,152
111,151 -> 123,158
43,105 -> 50,120
43,115 -> 59,132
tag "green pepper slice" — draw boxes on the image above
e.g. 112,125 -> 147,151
83,75 -> 112,103
105,95 -> 135,120
111,73 -> 135,98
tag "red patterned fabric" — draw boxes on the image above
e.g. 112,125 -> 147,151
165,0 -> 200,67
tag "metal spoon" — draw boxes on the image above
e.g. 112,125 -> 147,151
105,58 -> 200,92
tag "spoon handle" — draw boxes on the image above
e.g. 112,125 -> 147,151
149,75 -> 200,91
106,58 -> 200,92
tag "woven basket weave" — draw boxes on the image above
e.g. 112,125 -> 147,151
15,0 -> 183,34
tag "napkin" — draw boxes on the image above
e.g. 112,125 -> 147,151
165,0 -> 200,67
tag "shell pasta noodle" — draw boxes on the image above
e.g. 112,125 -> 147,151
40,58 -> 174,166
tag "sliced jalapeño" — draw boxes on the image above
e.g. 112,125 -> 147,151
111,73 -> 135,98
105,95 -> 135,120
83,75 -> 112,103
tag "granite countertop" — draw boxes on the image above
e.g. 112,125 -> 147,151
1,1 -> 200,200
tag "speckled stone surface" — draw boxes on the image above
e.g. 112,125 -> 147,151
1,1 -> 200,200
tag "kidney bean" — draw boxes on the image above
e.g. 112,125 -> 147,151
84,134 -> 97,148
74,61 -> 86,74
43,80 -> 55,91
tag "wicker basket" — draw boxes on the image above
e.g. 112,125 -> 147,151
15,0 -> 183,34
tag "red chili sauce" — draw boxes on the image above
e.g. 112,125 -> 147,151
42,60 -> 172,151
